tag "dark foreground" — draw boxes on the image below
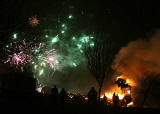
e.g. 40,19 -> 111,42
0,73 -> 159,114
0,101 -> 159,114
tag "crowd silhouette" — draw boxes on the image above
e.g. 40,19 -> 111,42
50,86 -> 98,105
49,85 -> 122,107
0,69 -> 159,114
0,69 -> 132,108
87,87 -> 97,104
51,85 -> 58,105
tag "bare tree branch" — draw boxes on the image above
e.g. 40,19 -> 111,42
84,33 -> 117,100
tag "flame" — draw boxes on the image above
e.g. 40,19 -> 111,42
103,83 -> 126,100
127,102 -> 133,107
127,90 -> 131,94
105,92 -> 113,99
118,94 -> 125,100
117,75 -> 136,86
104,92 -> 125,100
101,75 -> 135,107
100,95 -> 104,99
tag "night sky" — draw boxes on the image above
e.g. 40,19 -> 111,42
1,0 -> 160,43
1,0 -> 160,94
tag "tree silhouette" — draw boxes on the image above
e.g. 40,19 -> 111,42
84,33 -> 117,101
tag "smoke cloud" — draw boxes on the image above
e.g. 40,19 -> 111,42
113,31 -> 160,84
112,31 -> 160,107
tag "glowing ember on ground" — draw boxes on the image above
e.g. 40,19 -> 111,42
127,101 -> 134,107
68,93 -> 74,99
36,86 -> 42,93
84,97 -> 88,101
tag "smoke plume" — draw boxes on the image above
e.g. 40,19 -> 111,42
112,31 -> 160,107
113,31 -> 160,84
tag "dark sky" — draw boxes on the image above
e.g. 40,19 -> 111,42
1,0 -> 160,44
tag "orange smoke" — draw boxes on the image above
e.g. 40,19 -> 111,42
113,31 -> 160,84
111,31 -> 160,107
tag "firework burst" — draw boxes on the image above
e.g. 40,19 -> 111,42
5,52 -> 31,68
2,13 -> 96,87
29,16 -> 39,27
4,40 -> 38,69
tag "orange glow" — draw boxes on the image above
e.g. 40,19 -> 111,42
105,92 -> 113,99
117,75 -> 136,86
100,95 -> 104,99
29,16 -> 39,27
127,90 -> 131,94
101,75 -> 135,107
104,92 -> 124,100
103,83 -> 126,100
118,94 -> 125,100
127,102 -> 133,107
85,97 -> 88,101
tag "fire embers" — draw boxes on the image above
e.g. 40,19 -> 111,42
101,76 -> 135,107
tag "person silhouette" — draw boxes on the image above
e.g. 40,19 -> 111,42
88,87 -> 97,104
102,94 -> 107,105
51,85 -> 58,104
112,92 -> 120,107
59,88 -> 68,105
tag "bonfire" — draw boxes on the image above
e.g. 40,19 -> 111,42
101,75 -> 136,107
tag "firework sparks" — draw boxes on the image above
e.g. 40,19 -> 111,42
2,13 -> 95,87
29,16 -> 39,27
4,40 -> 35,69
32,47 -> 61,81
35,49 -> 59,69
68,14 -> 73,19
13,33 -> 18,40
5,52 -> 31,68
